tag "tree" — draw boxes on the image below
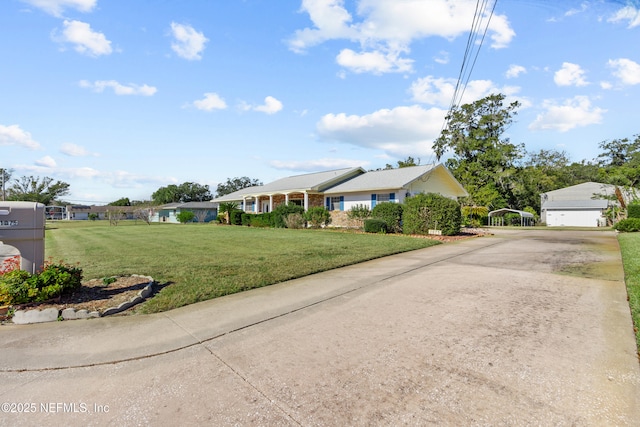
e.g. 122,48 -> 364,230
596,134 -> 640,187
1,168 -> 12,201
216,177 -> 262,197
384,157 -> 420,169
7,176 -> 70,205
151,182 -> 212,205
109,197 -> 131,206
177,211 -> 195,224
512,149 -> 571,211
433,93 -> 523,209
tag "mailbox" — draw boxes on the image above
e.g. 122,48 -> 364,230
0,202 -> 45,274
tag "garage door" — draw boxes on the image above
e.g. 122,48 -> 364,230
546,210 -> 602,227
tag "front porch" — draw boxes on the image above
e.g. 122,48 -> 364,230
240,192 -> 324,213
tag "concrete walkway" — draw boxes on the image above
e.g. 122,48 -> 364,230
1,229 -> 638,426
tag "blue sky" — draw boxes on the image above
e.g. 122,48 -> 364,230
1,0 -> 639,204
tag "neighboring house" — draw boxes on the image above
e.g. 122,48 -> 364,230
65,205 -> 138,220
151,202 -> 218,223
211,164 -> 467,216
540,182 -> 622,227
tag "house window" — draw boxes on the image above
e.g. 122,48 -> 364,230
290,199 -> 303,207
329,196 -> 342,211
377,193 -> 390,203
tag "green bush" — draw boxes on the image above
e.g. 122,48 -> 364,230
628,203 -> 640,219
272,203 -> 305,228
304,207 -> 331,228
403,193 -> 461,236
229,209 -> 243,225
371,202 -> 403,233
241,213 -> 252,226
0,261 -> 83,306
347,204 -> 371,223
176,211 -> 195,224
250,213 -> 272,227
614,218 -> 640,232
364,219 -> 388,233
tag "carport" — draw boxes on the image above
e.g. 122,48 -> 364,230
488,208 -> 535,227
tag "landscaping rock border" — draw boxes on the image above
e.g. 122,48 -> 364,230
11,275 -> 155,325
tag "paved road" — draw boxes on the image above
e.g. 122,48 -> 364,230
1,229 -> 638,426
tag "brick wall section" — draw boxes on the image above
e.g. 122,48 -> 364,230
329,211 -> 363,229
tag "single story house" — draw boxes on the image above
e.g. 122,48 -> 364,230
65,205 -> 138,221
211,164 -> 467,219
151,202 -> 218,223
540,182 -> 621,227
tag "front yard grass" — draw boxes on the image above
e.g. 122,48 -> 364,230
45,221 -> 439,313
618,232 -> 640,354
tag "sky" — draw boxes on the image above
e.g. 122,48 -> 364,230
1,0 -> 639,204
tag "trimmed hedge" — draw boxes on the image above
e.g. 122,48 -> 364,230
628,203 -> 640,219
364,219 -> 388,233
229,209 -> 243,225
402,193 -> 461,236
614,218 -> 640,232
371,202 -> 403,233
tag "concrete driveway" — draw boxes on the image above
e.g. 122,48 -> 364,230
1,229 -> 638,426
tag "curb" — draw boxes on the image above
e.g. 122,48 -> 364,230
11,275 -> 155,325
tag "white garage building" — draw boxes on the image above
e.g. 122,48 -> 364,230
540,182 -> 617,227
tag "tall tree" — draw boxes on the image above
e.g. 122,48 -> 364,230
109,197 -> 131,206
7,176 -> 70,205
0,168 -> 12,201
151,182 -> 212,205
384,156 -> 421,169
433,93 -> 523,209
216,177 -> 262,197
512,149 -> 571,211
596,134 -> 640,187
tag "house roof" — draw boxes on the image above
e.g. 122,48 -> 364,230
212,167 -> 365,202
323,164 -> 466,195
542,182 -> 616,201
542,200 -> 609,210
160,202 -> 218,210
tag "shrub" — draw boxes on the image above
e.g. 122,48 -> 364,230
628,203 -> 640,219
241,213 -> 252,226
177,211 -> 195,224
0,260 -> 83,306
614,218 -> 640,232
272,203 -> 305,228
250,213 -> 272,227
229,209 -> 243,225
364,219 -> 388,233
283,213 -> 306,229
347,204 -> 371,224
304,207 -> 331,228
371,202 -> 403,233
403,193 -> 461,236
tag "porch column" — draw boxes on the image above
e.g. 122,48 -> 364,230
242,197 -> 246,212
304,192 -> 309,210
254,197 -> 258,213
285,193 -> 289,205
269,195 -> 273,212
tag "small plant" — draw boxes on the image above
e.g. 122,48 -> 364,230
347,204 -> 371,227
0,255 -> 21,276
177,211 -> 195,224
102,276 -> 117,286
614,218 -> 640,232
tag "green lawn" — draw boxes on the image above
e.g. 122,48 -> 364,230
618,232 -> 640,355
45,221 -> 439,313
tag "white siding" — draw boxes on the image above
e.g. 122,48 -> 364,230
545,209 -> 603,227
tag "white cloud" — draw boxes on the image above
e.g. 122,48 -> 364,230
35,155 -> 57,168
60,142 -> 98,157
191,93 -> 227,111
434,51 -> 449,65
269,158 -> 365,171
79,80 -> 157,96
409,76 -> 520,108
529,96 -> 605,132
21,0 -> 96,17
316,105 -> 447,157
170,22 -> 208,60
608,58 -> 640,85
288,0 -> 515,75
242,96 -> 283,115
0,124 -> 42,150
53,20 -> 112,57
554,62 -> 588,87
506,64 -> 526,79
336,48 -> 413,74
600,81 -> 613,90
608,6 -> 640,28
